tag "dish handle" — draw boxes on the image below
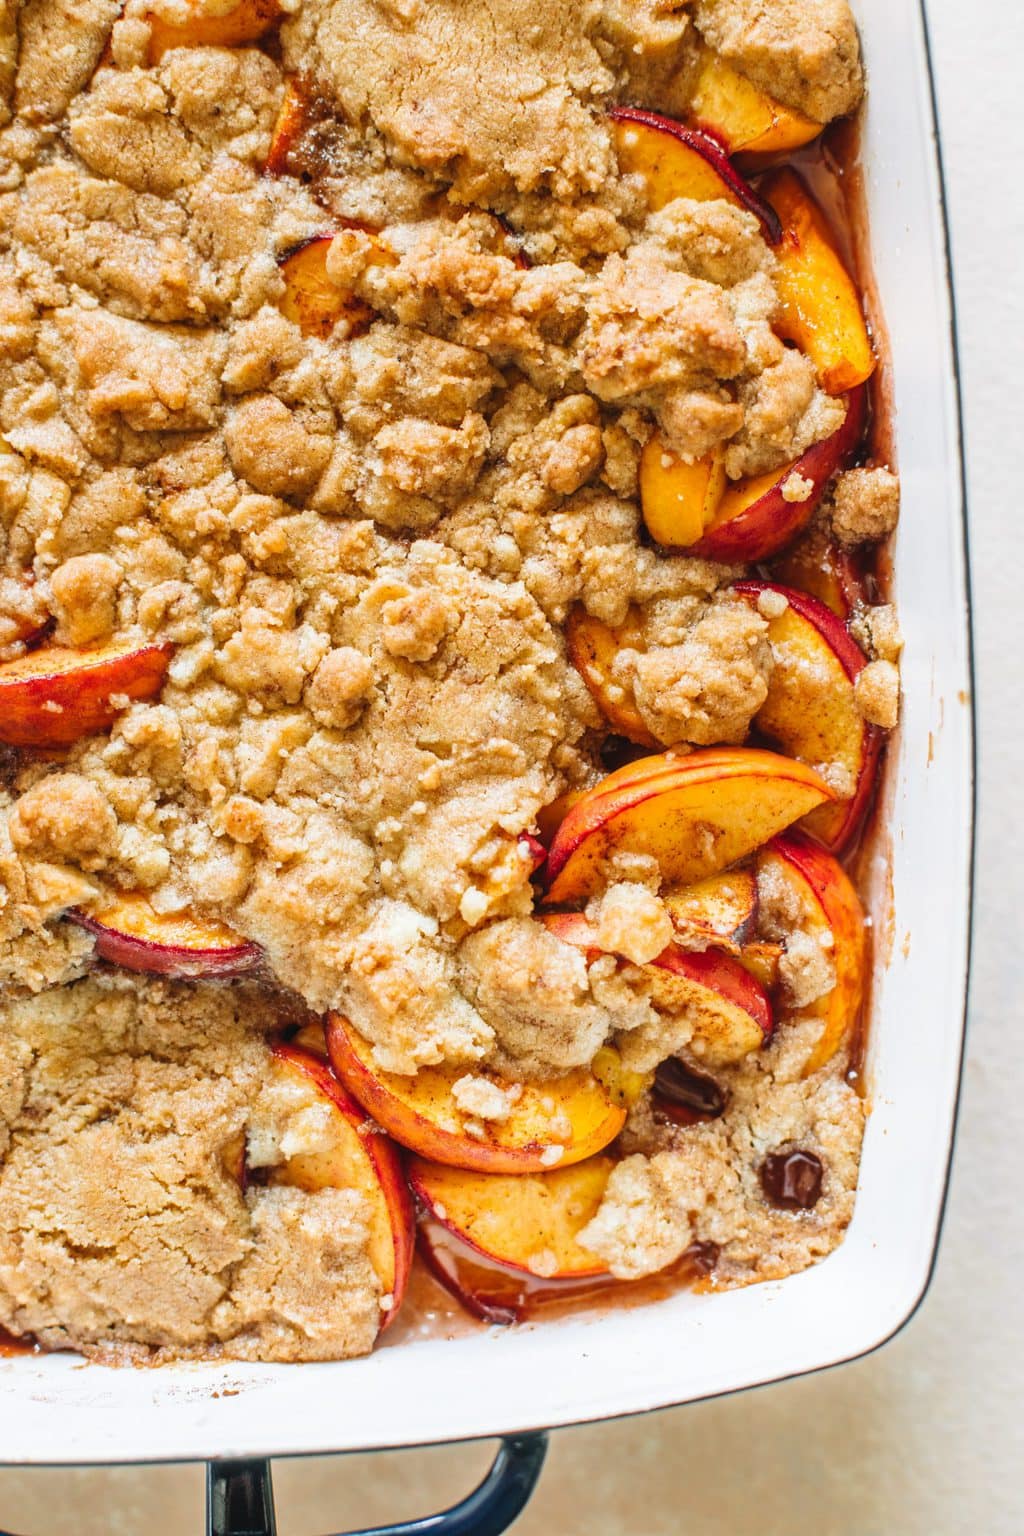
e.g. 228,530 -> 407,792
207,1434 -> 549,1536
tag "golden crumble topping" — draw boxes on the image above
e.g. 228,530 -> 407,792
0,0 -> 897,1360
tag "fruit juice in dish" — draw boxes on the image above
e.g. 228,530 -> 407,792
0,0 -> 901,1364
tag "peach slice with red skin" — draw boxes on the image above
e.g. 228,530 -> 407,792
609,106 -> 782,244
660,875 -> 782,991
416,1221 -> 524,1325
325,1014 -> 626,1175
764,168 -> 876,395
69,892 -> 261,979
408,1155 -> 615,1281
758,834 -> 866,1073
544,911 -> 772,1065
646,941 -> 772,1063
687,48 -> 822,156
0,640 -> 172,749
418,1218 -> 717,1324
268,1042 -> 415,1326
541,747 -> 835,907
734,580 -> 882,851
565,605 -> 658,748
639,438 -> 726,550
681,385 -> 866,563
145,0 -> 281,63
771,524 -> 866,621
290,1019 -> 330,1058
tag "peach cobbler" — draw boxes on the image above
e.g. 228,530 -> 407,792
0,0 -> 901,1362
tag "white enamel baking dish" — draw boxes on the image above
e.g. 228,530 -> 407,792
0,0 -> 972,1471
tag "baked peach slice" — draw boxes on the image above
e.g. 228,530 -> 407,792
415,1222 -> 523,1325
278,236 -> 375,340
687,48 -> 822,156
771,524 -> 865,621
268,1042 -> 415,1326
663,868 -> 758,946
145,0 -> 281,64
734,580 -> 882,851
325,1015 -> 626,1175
535,787 -> 587,847
734,940 -> 784,992
659,875 -> 782,990
264,77 -> 310,177
290,1019 -> 330,1058
764,169 -> 876,395
546,911 -> 772,1066
758,834 -> 866,1073
0,640 -> 172,749
639,438 -> 725,550
565,605 -> 658,748
69,892 -> 261,979
541,747 -> 835,906
682,385 -> 866,563
647,942 -> 772,1063
408,1155 -> 615,1280
609,106 -> 782,243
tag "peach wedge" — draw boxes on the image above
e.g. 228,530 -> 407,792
269,1042 -> 415,1326
646,942 -> 773,1064
639,438 -> 726,550
683,385 -> 866,563
0,640 -> 172,748
535,787 -> 587,847
771,523 -> 865,621
663,868 -> 759,946
70,892 -> 261,979
546,912 -> 772,1066
415,1223 -> 527,1325
734,580 -> 882,851
325,1014 -> 626,1175
264,77 -> 310,177
541,747 -> 835,906
609,106 -> 782,243
278,235 -> 375,340
687,48 -> 822,156
565,605 -> 658,747
662,871 -> 781,989
408,1155 -> 615,1280
764,169 -> 876,395
757,835 -> 866,1073
145,0 -> 281,63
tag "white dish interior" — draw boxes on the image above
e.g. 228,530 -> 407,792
0,0 -> 973,1466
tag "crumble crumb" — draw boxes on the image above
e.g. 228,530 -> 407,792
851,603 -> 903,663
756,587 -> 790,620
782,470 -> 814,504
589,882 -> 674,966
48,553 -> 121,646
830,466 -> 900,545
451,1074 -> 522,1124
854,658 -> 900,729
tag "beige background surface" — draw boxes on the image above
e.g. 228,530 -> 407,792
0,0 -> 1018,1530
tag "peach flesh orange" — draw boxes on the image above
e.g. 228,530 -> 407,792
325,1015 -> 626,1175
